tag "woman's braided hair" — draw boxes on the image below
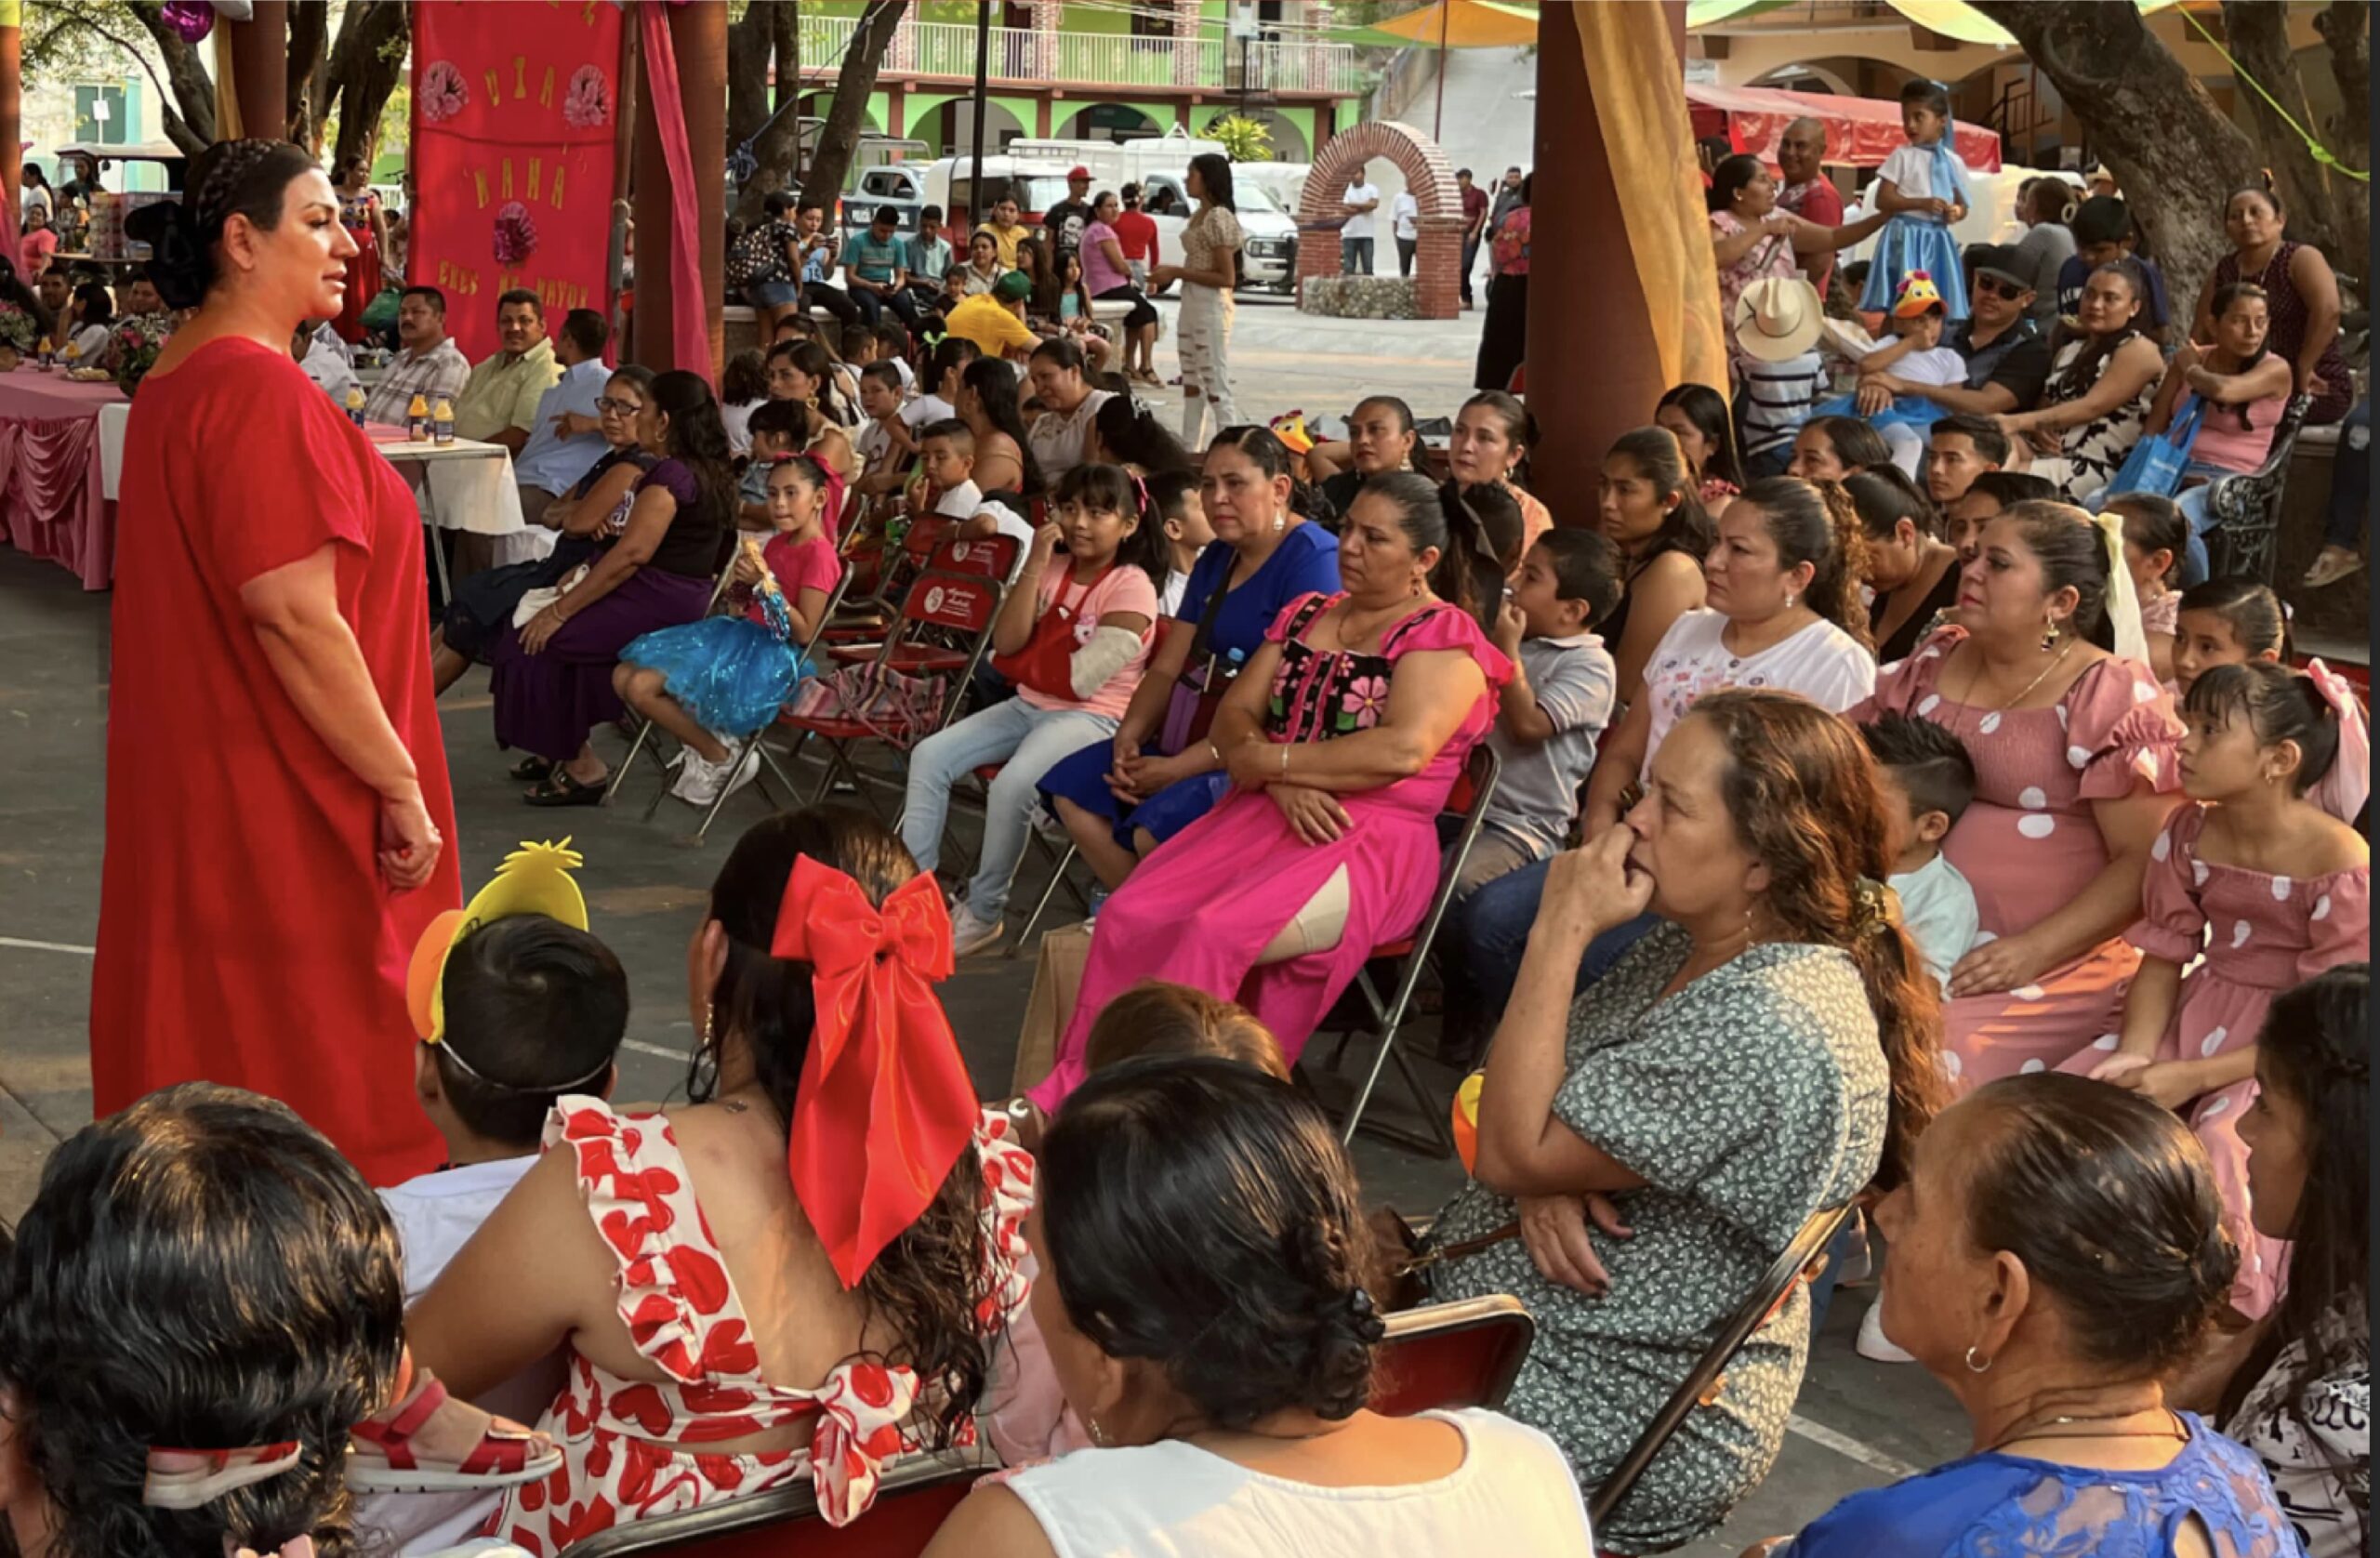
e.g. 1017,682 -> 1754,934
1040,1057 -> 1387,1428
1690,690 -> 1948,1188
126,139 -> 319,310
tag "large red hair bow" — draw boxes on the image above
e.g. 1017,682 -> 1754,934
772,856 -> 978,1289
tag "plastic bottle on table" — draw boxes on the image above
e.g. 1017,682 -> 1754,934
344,383 -> 367,429
406,391 -> 430,442
432,397 -> 456,446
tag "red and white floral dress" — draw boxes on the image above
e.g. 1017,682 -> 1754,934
491,1098 -> 1035,1555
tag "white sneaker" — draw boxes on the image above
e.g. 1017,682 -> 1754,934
671,748 -> 732,806
949,903 -> 1005,958
718,744 -> 761,801
1856,1299 -> 1915,1363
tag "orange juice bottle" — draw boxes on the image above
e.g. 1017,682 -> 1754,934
406,392 -> 430,442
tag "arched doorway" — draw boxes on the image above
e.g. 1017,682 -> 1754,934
1056,102 -> 1161,142
1294,119 -> 1461,319
1201,106 -> 1309,164
917,97 -> 1028,158
797,90 -> 883,137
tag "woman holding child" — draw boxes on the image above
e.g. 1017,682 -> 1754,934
405,808 -> 1033,1553
1432,692 -> 1944,1553
98,139 -> 458,1185
1853,501 -> 2183,1088
1027,473 -> 1513,1107
1039,427 -> 1341,895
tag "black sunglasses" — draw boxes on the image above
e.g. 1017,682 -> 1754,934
1972,275 -> 2028,300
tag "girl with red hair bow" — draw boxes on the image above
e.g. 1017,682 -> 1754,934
400,809 -> 1032,1553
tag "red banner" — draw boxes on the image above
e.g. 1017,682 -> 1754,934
409,0 -> 625,364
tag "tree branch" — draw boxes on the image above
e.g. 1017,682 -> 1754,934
797,0 -> 906,213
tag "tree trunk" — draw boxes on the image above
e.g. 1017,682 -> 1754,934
287,0 -> 331,152
121,5 -> 218,153
325,0 -> 409,173
2218,1 -> 2358,277
1972,0 -> 2262,316
797,0 -> 906,212
734,3 -> 813,223
727,4 -> 772,162
2314,1 -> 2370,288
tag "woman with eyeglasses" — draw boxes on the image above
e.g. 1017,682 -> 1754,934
430,364 -> 659,698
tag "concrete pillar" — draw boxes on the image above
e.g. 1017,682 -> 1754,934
889,10 -> 916,73
633,0 -> 726,376
1172,0 -> 1200,88
1308,2 -> 1332,93
1523,0 -> 1686,523
228,0 -> 289,141
1030,0 -> 1061,80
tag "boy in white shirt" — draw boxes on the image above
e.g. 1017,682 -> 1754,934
1855,271 -> 1966,479
365,841 -> 627,1554
1859,713 -> 1980,989
853,361 -> 911,498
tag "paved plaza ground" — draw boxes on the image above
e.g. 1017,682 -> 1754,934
0,298 -> 1974,1554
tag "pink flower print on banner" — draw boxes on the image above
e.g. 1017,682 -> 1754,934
495,202 -> 539,266
564,65 -> 614,130
1339,674 -> 1389,729
420,60 -> 469,124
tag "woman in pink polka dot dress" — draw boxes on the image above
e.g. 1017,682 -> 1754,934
1855,505 -> 2183,1088
2074,661 -> 2368,1318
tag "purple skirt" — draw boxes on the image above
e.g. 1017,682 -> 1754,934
489,566 -> 713,761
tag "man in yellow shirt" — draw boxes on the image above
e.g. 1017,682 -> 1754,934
973,195 -> 1030,270
943,271 -> 1040,362
454,289 -> 560,455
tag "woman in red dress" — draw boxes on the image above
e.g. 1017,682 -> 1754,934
97,139 -> 459,1185
332,154 -> 387,344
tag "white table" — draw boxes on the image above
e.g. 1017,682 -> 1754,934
88,405 -> 538,596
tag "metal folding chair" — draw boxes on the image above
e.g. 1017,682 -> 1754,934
1313,745 -> 1502,1156
602,548 -> 746,808
1587,1201 -> 1855,1536
1371,1293 -> 1536,1417
2202,391 -> 2315,587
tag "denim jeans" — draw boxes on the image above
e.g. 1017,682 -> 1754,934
1451,853 -> 1666,1016
2176,457 -> 2246,588
900,698 -> 1117,922
1460,234 -> 1481,303
1342,236 -> 1375,275
2328,398 -> 2371,549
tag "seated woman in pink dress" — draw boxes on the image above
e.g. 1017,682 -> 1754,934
1854,500 -> 2184,1088
403,808 -> 1032,1554
1028,472 -> 1514,1109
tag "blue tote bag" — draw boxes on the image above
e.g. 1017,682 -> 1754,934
2099,394 -> 2206,506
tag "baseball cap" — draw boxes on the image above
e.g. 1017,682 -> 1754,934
1067,165 -> 1091,180
1966,244 -> 2031,294
994,270 -> 1034,302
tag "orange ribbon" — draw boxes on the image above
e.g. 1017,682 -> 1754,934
772,857 -> 977,1290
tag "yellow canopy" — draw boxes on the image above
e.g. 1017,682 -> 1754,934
1367,0 -> 1541,49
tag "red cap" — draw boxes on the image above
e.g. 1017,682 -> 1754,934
1067,165 -> 1091,180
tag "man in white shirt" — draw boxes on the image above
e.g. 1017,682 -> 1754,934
1390,189 -> 1420,277
1340,169 -> 1382,276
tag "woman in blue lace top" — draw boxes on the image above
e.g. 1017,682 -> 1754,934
1752,1073 -> 2297,1558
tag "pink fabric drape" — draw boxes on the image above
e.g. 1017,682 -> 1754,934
0,399 -> 114,589
638,1 -> 712,384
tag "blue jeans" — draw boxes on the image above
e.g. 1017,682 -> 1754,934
2328,398 -> 2371,549
2176,457 -> 2245,587
1460,234 -> 1481,302
900,698 -> 1117,923
1342,235 -> 1375,275
1452,854 -> 1665,1015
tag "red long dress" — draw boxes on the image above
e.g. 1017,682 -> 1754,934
93,337 -> 459,1184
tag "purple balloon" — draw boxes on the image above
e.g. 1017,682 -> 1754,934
161,1 -> 216,44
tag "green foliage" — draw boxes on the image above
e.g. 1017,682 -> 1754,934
1202,112 -> 1273,163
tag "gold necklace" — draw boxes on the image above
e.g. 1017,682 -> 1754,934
1960,638 -> 2074,718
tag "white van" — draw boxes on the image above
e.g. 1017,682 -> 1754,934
1006,132 -> 1300,294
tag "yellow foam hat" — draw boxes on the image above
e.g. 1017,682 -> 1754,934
406,838 -> 589,1043
1893,270 -> 1946,319
1451,1070 -> 1483,1176
1269,411 -> 1316,456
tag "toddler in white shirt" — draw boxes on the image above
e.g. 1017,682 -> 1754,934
1860,713 -> 1980,989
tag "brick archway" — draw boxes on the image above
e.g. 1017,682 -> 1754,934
1295,119 -> 1462,320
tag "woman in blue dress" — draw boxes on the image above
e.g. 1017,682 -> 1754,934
1039,425 -> 1340,897
1747,1071 -> 2297,1558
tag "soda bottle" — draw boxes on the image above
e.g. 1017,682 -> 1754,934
344,383 -> 367,429
406,392 -> 430,442
432,397 -> 456,446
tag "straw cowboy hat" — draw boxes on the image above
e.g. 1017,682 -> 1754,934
1732,275 -> 1825,363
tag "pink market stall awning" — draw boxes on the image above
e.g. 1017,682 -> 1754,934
1685,82 -> 2002,173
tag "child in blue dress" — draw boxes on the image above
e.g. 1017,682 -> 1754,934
1860,78 -> 1971,323
615,453 -> 844,805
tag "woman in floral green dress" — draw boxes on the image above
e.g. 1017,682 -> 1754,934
1432,691 -> 1948,1553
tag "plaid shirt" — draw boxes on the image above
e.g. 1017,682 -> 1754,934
363,337 -> 470,428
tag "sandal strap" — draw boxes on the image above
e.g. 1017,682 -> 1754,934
458,1426 -> 543,1478
351,1372 -> 451,1460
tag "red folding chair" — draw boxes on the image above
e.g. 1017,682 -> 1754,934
1308,744 -> 1501,1156
765,561 -> 1009,822
819,514 -> 953,645
1371,1293 -> 1535,1417
823,535 -> 1019,674
556,1443 -> 994,1558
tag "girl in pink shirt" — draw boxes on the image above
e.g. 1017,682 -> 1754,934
903,462 -> 1169,957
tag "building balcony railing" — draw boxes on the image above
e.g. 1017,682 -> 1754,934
799,14 -> 1362,98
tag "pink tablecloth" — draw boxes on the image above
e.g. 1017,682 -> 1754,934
0,372 -> 126,590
